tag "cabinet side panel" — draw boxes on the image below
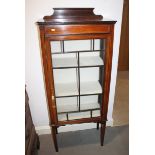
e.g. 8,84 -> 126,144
39,26 -> 57,125
101,25 -> 115,121
45,38 -> 58,124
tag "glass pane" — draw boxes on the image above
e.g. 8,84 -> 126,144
50,39 -> 105,53
65,40 -> 90,51
50,41 -> 61,53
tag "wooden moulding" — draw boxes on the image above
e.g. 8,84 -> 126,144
57,117 -> 101,126
37,8 -> 116,25
43,8 -> 103,22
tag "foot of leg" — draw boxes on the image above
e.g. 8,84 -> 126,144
36,135 -> 40,149
52,126 -> 58,152
100,122 -> 106,146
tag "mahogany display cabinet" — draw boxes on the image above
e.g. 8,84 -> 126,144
37,8 -> 116,152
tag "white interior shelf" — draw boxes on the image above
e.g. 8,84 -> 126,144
55,82 -> 78,97
52,56 -> 103,68
80,56 -> 103,67
56,101 -> 100,113
81,102 -> 100,110
55,81 -> 102,97
81,81 -> 102,95
57,102 -> 78,113
52,57 -> 78,68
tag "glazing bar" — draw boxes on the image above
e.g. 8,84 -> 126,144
93,39 -> 95,51
66,113 -> 69,121
78,52 -> 80,111
90,110 -> 92,118
76,52 -> 79,107
62,41 -> 65,53
60,41 -> 65,53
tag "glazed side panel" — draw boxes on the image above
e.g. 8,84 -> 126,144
101,25 -> 115,122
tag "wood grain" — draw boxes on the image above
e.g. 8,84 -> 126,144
45,25 -> 110,35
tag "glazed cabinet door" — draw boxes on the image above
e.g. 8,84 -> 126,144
48,37 -> 107,124
39,25 -> 114,126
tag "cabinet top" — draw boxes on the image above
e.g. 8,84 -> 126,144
37,8 -> 116,25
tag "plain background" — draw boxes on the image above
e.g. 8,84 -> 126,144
0,0 -> 155,155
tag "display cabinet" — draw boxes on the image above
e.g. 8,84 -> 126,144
37,8 -> 116,152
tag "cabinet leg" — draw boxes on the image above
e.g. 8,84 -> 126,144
97,122 -> 99,130
37,135 -> 40,149
100,122 -> 106,146
51,126 -> 58,152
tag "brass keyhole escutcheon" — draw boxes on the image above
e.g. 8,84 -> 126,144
51,29 -> 56,32
52,96 -> 55,100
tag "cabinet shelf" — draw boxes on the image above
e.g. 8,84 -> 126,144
55,82 -> 78,97
55,81 -> 102,97
52,56 -> 104,69
57,101 -> 100,114
52,57 -> 77,68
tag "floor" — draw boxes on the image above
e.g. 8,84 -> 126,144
38,125 -> 129,155
113,71 -> 129,126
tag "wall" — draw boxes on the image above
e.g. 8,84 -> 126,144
25,0 -> 123,133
